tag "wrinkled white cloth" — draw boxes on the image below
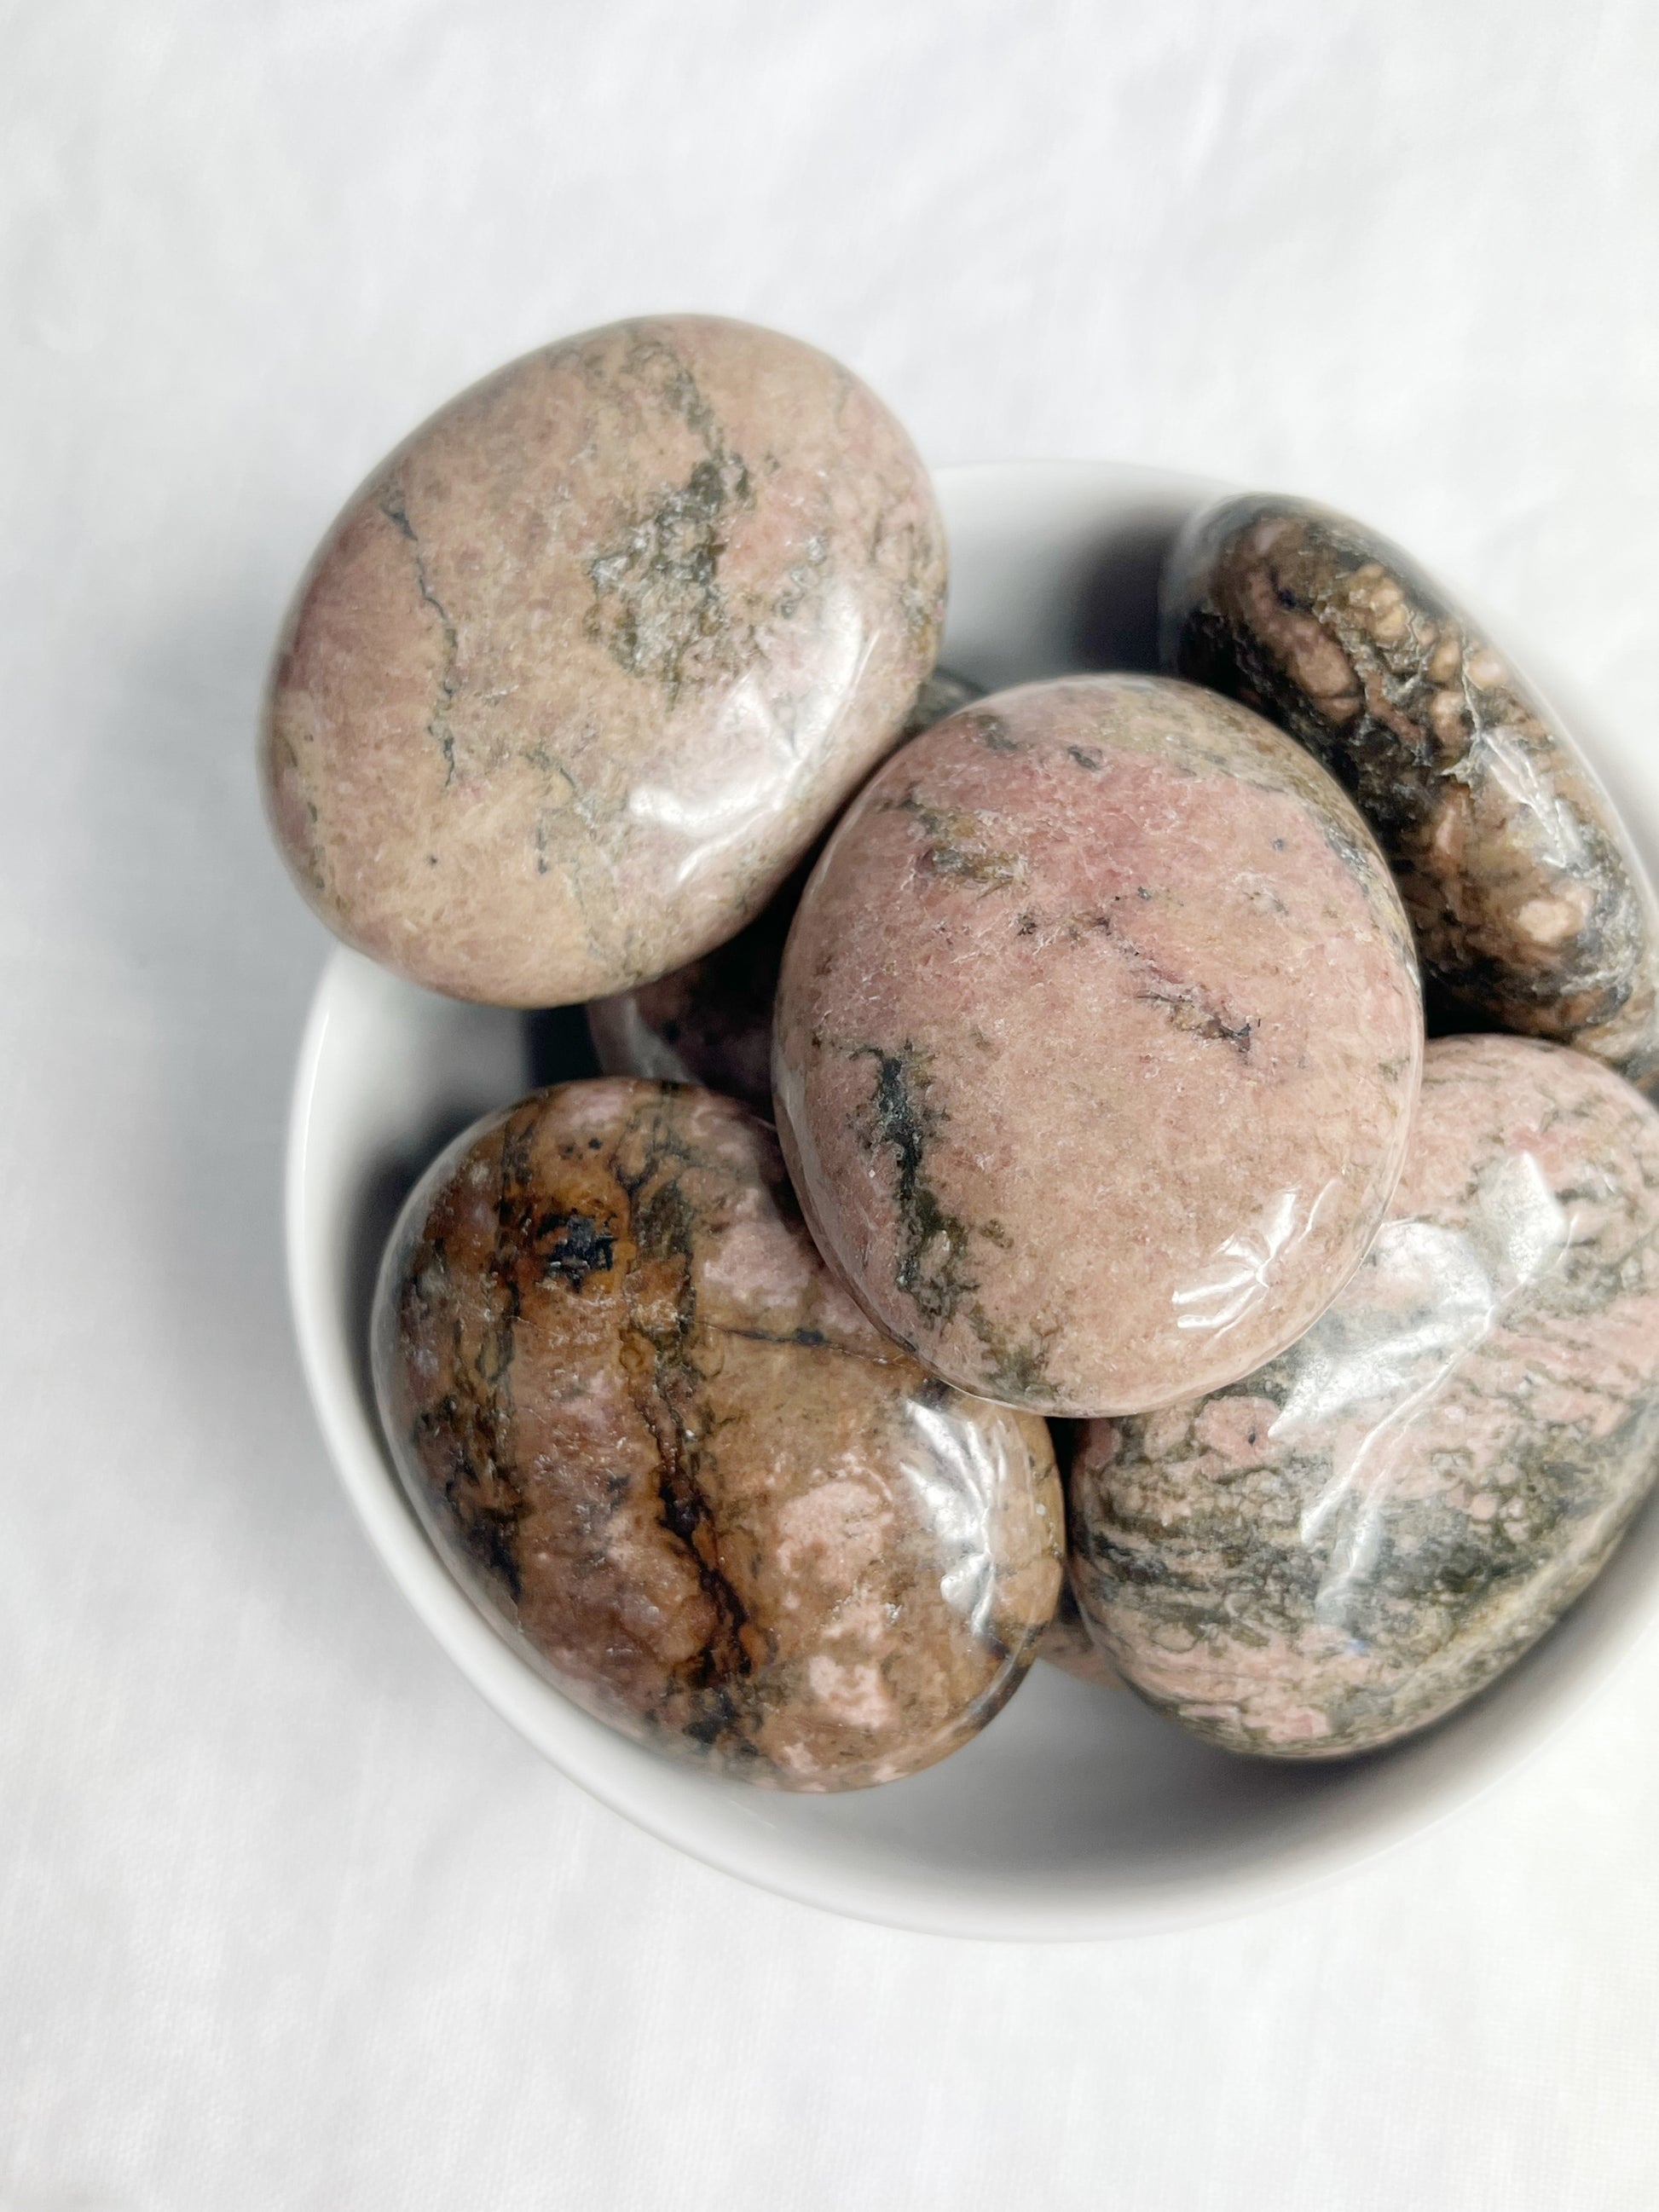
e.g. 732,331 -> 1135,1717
4,3 -> 1659,2205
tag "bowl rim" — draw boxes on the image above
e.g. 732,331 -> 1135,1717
284,457 -> 1659,1941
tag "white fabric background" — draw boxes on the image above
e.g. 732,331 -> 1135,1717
4,3 -> 1659,2203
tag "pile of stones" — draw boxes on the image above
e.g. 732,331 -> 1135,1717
262,315 -> 1659,1788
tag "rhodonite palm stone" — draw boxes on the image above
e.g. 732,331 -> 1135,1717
585,669 -> 983,1114
1162,494 -> 1659,1092
373,1080 -> 1063,1789
263,315 -> 947,1006
772,673 -> 1424,1417
1069,1035 -> 1659,1759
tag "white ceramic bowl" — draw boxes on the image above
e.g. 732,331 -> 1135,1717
286,460 -> 1659,1940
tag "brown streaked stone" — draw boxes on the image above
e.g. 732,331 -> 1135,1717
373,1080 -> 1062,1789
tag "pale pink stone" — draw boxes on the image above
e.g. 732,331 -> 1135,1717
263,317 -> 945,1006
773,674 -> 1424,1416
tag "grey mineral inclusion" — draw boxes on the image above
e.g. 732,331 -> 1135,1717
1070,1035 -> 1659,1759
1162,493 -> 1659,1093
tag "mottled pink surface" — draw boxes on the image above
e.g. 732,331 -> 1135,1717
263,317 -> 946,1006
774,675 -> 1423,1416
1071,1036 -> 1659,1758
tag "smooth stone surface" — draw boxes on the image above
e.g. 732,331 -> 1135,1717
295,465 -> 1659,1940
1070,1035 -> 1659,1760
586,669 -> 983,1114
1162,494 -> 1659,1091
373,1079 -> 1062,1790
263,315 -> 947,1006
773,673 -> 1425,1418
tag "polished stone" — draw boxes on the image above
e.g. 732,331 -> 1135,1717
1071,1036 -> 1659,1759
263,315 -> 947,1006
373,1080 -> 1063,1788
1163,494 -> 1659,1092
585,669 -> 983,1114
773,674 -> 1424,1417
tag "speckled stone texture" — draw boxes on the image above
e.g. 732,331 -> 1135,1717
373,1080 -> 1062,1789
1163,494 -> 1659,1092
1070,1036 -> 1659,1759
585,669 -> 983,1114
263,315 -> 947,1006
773,674 -> 1424,1418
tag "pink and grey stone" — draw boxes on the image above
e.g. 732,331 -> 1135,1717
772,674 -> 1425,1418
1162,495 -> 1659,1092
1069,1036 -> 1659,1759
373,1080 -> 1063,1789
586,669 -> 983,1115
263,315 -> 947,1007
